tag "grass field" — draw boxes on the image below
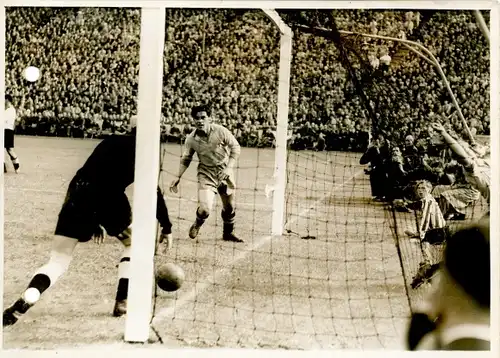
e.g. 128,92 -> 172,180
3,136 -> 412,350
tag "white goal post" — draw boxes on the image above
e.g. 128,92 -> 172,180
262,9 -> 293,236
125,8 -> 291,342
125,7 -> 165,343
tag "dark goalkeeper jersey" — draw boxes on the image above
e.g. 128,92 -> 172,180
75,133 -> 172,233
77,134 -> 137,190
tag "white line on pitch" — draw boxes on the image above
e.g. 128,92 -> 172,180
4,187 -> 67,195
152,169 -> 364,322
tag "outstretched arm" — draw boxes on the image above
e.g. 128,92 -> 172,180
170,137 -> 195,193
431,123 -> 473,168
224,127 -> 241,170
177,139 -> 195,178
156,187 -> 172,234
360,146 -> 375,165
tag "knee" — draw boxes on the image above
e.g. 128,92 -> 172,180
197,207 -> 210,219
117,227 -> 132,243
48,251 -> 72,272
221,208 -> 235,221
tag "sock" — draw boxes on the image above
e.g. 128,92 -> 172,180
115,246 -> 131,302
9,274 -> 51,313
195,208 -> 209,226
7,259 -> 68,316
33,253 -> 71,290
115,278 -> 129,302
221,209 -> 236,233
27,273 -> 51,294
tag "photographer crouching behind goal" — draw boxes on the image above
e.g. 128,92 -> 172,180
406,219 -> 490,351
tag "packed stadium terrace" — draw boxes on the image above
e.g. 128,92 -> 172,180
6,8 -> 489,151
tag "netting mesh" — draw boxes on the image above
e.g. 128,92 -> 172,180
149,11 -> 404,349
1,7 -> 490,350
153,145 -> 409,349
148,9 -> 489,349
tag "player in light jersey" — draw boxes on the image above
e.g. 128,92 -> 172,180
170,105 -> 243,243
4,95 -> 20,173
431,122 -> 490,207
3,116 -> 173,326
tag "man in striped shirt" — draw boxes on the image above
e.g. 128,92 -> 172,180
170,105 -> 243,243
4,95 -> 20,173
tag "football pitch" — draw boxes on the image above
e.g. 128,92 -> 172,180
3,136 -> 411,350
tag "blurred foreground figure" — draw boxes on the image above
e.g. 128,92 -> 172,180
406,219 -> 490,350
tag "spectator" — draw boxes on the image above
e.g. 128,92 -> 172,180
407,220 -> 490,351
4,9 -> 489,151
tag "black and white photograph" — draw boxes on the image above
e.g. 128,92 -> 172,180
1,2 -> 496,353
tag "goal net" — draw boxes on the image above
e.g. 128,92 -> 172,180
145,8 -> 491,350
0,7 -> 490,350
149,8 -> 445,349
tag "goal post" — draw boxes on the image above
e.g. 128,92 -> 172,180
124,7 -> 166,343
124,8 -> 292,342
473,10 -> 490,43
262,9 -> 292,236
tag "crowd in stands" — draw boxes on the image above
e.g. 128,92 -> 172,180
6,8 -> 489,152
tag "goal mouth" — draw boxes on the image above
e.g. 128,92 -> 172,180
152,145 -> 410,349
145,9 -> 490,349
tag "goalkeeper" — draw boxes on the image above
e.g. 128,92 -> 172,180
430,122 -> 490,206
170,105 -> 243,243
3,116 -> 173,327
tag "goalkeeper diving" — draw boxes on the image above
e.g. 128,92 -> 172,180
170,105 -> 243,243
3,116 -> 173,327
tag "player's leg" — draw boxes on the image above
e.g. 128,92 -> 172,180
4,130 -> 9,173
218,181 -> 243,243
6,148 -> 20,173
189,187 -> 216,239
4,129 -> 19,173
3,235 -> 78,326
99,192 -> 133,317
3,176 -> 99,326
113,227 -> 132,317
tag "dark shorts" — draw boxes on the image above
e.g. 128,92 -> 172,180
4,129 -> 14,149
55,175 -> 132,242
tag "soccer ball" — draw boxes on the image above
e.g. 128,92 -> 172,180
23,66 -> 40,82
156,263 -> 185,292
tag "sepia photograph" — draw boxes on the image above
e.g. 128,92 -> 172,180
1,3 -> 495,352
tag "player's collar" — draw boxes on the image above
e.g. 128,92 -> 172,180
417,323 -> 490,350
440,323 -> 490,346
196,123 -> 213,138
